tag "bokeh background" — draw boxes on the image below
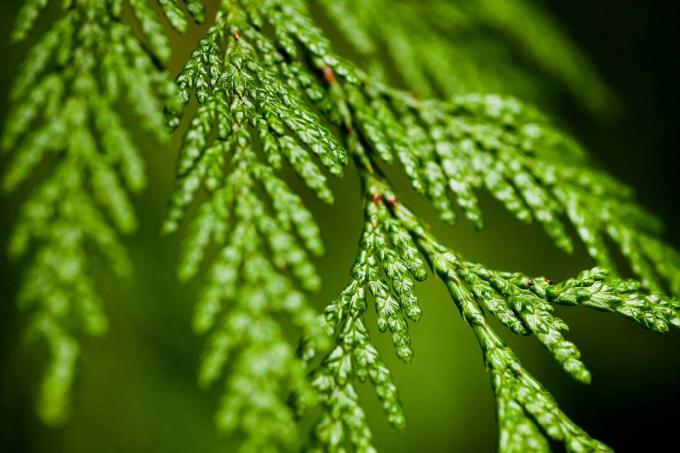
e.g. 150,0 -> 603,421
1,1 -> 679,452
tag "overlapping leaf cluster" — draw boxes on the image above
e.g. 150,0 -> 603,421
316,0 -> 614,115
2,0 -> 200,425
406,197 -> 679,452
364,91 -> 680,297
311,63 -> 680,297
300,176 -> 427,452
164,1 -> 347,449
163,0 -> 680,451
5,0 -> 679,451
196,1 -> 679,298
307,172 -> 678,452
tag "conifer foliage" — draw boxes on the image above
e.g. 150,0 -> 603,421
3,0 -> 679,451
2,0 -> 201,425
317,0 -> 615,115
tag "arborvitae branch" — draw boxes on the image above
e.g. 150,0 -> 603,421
5,0 -> 679,451
164,2 -> 348,448
161,0 -> 679,451
300,173 -> 426,451
2,0 -> 200,425
320,75 -> 680,296
316,0 -> 615,115
305,168 -> 678,452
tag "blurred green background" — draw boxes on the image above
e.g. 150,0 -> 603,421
1,1 -> 679,452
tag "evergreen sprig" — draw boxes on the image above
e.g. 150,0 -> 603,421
314,67 -> 680,296
4,0 -> 679,451
317,0 -> 614,115
162,0 -> 679,450
305,171 -> 678,452
2,0 -> 199,425
300,176 -> 426,452
163,2 -> 346,448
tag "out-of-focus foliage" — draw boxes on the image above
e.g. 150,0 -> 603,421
2,0 -> 202,425
316,0 -> 616,116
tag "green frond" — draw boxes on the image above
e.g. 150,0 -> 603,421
308,171 -> 677,451
316,0 -> 615,115
5,1 -> 679,451
3,0 -> 189,425
11,0 -> 49,42
158,0 -> 190,33
184,0 -> 207,24
487,340 -> 611,453
328,88 -> 679,296
161,1 -> 679,450
163,4 -> 356,448
171,142 -> 330,449
300,179 -> 430,451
